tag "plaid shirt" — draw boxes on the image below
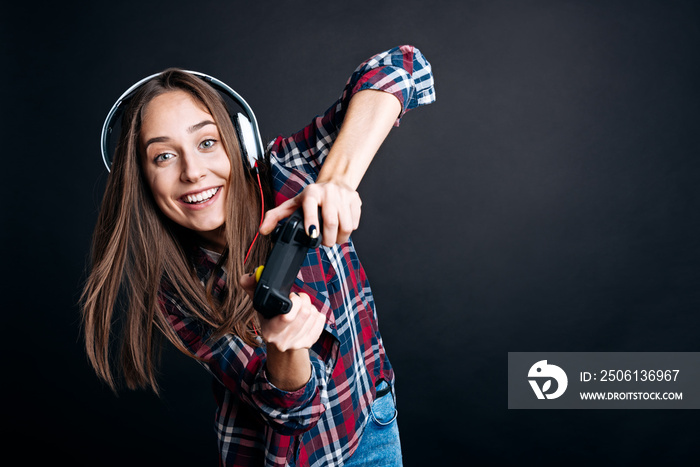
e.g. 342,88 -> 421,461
160,45 -> 435,466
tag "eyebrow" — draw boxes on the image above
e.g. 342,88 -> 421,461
188,120 -> 216,134
144,120 -> 217,149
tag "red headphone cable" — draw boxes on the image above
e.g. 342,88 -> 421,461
244,164 -> 264,337
244,164 -> 264,265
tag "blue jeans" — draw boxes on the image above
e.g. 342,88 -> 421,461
344,381 -> 403,466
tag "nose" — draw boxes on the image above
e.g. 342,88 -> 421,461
180,151 -> 206,183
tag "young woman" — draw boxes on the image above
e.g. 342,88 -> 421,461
82,45 -> 435,466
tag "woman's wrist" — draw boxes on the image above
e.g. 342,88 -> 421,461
265,345 -> 312,391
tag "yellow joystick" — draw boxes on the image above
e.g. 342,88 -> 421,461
254,265 -> 265,283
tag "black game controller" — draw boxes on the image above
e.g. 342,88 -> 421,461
253,208 -> 322,319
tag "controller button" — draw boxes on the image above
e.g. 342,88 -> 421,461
254,265 -> 265,283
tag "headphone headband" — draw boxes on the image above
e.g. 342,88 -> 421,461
100,70 -> 263,171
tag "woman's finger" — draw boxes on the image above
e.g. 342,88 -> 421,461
351,195 -> 362,231
260,197 -> 299,235
238,273 -> 257,299
336,193 -> 355,244
320,202 -> 339,247
301,195 -> 321,239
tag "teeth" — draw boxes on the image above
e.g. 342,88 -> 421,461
184,187 -> 219,204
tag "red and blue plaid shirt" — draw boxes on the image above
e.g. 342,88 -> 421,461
160,45 -> 435,466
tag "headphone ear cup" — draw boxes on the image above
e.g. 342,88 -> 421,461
233,112 -> 259,169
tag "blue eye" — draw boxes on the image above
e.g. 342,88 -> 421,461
154,152 -> 175,163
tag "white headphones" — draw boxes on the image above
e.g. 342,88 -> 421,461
100,70 -> 263,172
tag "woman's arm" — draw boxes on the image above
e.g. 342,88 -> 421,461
260,89 -> 402,246
235,44 -> 435,418
263,44 -> 434,246
317,89 -> 402,190
251,90 -> 401,390
239,273 -> 325,391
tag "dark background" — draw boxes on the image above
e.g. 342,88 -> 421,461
4,0 -> 699,465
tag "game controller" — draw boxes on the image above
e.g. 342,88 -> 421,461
253,208 -> 322,319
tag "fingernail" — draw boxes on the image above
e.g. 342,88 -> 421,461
308,225 -> 318,239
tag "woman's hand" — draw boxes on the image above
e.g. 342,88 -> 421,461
239,274 -> 325,391
260,181 -> 362,247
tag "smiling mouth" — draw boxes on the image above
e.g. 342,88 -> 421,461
182,187 -> 221,204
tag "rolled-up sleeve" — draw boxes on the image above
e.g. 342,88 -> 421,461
250,357 -> 329,434
349,44 -> 436,125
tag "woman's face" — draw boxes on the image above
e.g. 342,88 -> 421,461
140,90 -> 231,244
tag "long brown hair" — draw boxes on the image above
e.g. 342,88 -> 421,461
81,69 -> 272,393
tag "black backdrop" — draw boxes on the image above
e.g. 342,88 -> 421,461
4,1 -> 699,465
